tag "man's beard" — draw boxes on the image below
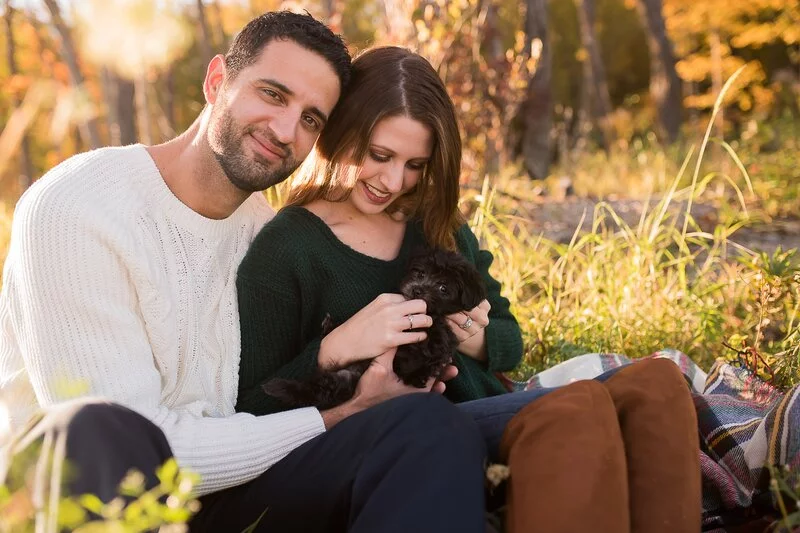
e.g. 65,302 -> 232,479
209,106 -> 298,193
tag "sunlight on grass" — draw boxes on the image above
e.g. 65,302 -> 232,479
466,167 -> 798,385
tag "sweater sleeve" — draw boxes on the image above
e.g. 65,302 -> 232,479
235,271 -> 326,416
455,224 -> 523,373
0,188 -> 325,496
234,214 -> 335,416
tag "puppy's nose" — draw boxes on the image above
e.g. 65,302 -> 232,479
411,287 -> 422,298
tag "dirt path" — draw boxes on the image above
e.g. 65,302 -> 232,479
511,197 -> 800,254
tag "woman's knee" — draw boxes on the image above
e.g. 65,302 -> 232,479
501,380 -> 618,455
604,358 -> 693,407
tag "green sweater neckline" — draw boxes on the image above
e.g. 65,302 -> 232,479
281,205 -> 417,267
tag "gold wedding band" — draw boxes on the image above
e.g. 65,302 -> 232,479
408,315 -> 414,329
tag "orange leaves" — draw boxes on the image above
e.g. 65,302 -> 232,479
664,0 -> 799,112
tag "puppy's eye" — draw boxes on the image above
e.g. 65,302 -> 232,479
438,284 -> 447,294
413,270 -> 425,280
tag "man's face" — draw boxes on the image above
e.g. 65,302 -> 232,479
207,39 -> 341,192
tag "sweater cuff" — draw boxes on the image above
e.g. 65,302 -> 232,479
171,407 -> 326,496
484,321 -> 522,373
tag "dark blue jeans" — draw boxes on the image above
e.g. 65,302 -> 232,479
55,395 -> 487,533
458,366 -> 624,461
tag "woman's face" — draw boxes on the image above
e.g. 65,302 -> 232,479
347,115 -> 433,216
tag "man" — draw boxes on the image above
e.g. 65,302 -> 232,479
0,11 -> 487,532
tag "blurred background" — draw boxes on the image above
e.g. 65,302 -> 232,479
2,4 -> 800,526
1,0 -> 798,197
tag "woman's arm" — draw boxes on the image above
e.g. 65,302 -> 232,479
235,228 -> 433,415
452,224 -> 524,372
235,258 -> 327,415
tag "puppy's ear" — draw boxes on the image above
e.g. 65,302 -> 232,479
453,257 -> 488,309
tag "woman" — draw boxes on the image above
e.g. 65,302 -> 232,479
235,45 -> 524,417
235,46 -> 701,533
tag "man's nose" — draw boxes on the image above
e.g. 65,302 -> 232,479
270,110 -> 299,145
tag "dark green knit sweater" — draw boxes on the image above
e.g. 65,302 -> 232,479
235,206 -> 523,416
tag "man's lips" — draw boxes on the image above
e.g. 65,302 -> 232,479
249,133 -> 287,162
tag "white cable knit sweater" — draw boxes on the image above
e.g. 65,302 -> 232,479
0,145 -> 326,495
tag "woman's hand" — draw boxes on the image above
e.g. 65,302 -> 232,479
446,299 -> 491,361
318,293 -> 432,369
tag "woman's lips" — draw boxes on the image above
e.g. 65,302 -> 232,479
361,181 -> 392,204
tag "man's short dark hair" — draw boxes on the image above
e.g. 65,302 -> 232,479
224,11 -> 351,90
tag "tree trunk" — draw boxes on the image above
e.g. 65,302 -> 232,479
4,0 -> 35,189
135,75 -> 153,145
634,0 -> 682,143
101,68 -> 137,146
210,0 -> 228,51
520,0 -> 553,180
116,76 -> 137,145
158,67 -> 177,136
42,0 -> 102,149
575,0 -> 614,150
709,26 -> 724,132
482,1 -> 505,175
196,0 -> 215,64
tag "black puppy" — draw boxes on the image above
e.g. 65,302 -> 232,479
262,248 -> 487,410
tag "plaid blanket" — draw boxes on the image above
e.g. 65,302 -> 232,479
498,349 -> 800,532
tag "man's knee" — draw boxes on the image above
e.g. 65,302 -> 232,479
67,402 -> 170,456
381,393 -> 482,440
63,402 -> 172,500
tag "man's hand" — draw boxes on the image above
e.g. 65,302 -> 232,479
319,349 -> 459,429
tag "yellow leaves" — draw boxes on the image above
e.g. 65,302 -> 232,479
680,58 -> 766,110
732,23 -> 783,48
676,55 -> 714,82
751,84 -> 776,114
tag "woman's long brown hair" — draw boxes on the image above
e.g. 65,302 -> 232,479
285,46 -> 464,250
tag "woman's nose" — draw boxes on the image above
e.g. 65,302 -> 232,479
381,163 -> 404,193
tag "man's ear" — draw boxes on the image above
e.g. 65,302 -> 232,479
203,54 -> 227,105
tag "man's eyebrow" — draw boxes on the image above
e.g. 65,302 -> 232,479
256,78 -> 329,124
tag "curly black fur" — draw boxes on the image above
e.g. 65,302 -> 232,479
262,247 -> 487,410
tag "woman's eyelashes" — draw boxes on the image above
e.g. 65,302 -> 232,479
368,150 -> 390,163
367,150 -> 428,170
